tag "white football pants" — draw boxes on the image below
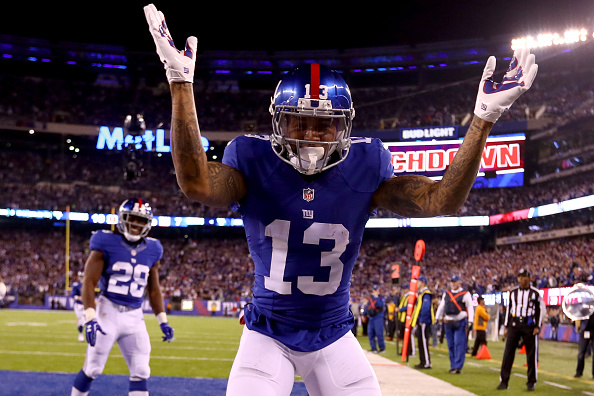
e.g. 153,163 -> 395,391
82,296 -> 151,380
74,302 -> 85,328
227,326 -> 381,396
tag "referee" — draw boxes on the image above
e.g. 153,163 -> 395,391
497,269 -> 545,391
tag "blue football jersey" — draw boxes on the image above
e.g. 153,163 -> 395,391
89,230 -> 163,309
71,281 -> 83,305
223,135 -> 393,351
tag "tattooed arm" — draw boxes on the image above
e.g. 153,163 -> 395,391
371,116 -> 493,217
170,83 -> 247,207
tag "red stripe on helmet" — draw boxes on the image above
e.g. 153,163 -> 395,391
310,63 -> 320,99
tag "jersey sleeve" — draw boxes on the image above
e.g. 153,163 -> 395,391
222,137 -> 241,212
378,141 -> 394,183
89,230 -> 107,252
222,137 -> 240,170
155,239 -> 164,261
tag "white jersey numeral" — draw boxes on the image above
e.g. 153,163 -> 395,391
107,261 -> 150,297
264,219 -> 349,296
304,84 -> 329,100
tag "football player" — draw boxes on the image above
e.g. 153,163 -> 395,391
71,271 -> 86,342
71,198 -> 174,396
145,4 -> 537,395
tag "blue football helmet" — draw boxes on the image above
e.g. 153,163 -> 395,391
269,63 -> 355,175
117,198 -> 154,242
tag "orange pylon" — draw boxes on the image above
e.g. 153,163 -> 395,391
475,344 -> 492,359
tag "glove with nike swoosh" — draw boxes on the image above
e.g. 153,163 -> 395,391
474,47 -> 538,123
144,3 -> 197,84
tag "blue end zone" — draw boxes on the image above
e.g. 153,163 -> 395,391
0,370 -> 309,395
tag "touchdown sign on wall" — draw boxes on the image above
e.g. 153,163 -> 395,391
384,134 -> 525,188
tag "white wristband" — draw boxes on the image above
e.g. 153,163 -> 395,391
84,308 -> 97,323
157,312 -> 168,324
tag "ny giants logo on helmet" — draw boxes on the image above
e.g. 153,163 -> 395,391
133,199 -> 149,214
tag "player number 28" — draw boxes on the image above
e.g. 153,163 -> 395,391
264,220 -> 349,296
107,262 -> 150,298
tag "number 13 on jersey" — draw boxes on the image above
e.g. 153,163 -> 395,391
264,219 -> 349,296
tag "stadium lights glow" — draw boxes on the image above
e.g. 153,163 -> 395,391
511,28 -> 589,50
3,194 -> 594,229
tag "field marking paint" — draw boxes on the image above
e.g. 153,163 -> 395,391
543,381 -> 572,390
0,350 -> 233,362
0,339 -> 237,353
513,373 -> 527,378
582,391 -> 594,396
5,322 -> 48,327
0,331 -> 240,345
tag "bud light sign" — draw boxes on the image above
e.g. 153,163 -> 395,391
384,134 -> 525,188
399,126 -> 458,140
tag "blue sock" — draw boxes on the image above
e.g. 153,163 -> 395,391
129,378 -> 148,392
73,369 -> 93,392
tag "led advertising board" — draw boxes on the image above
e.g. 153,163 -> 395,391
383,133 -> 525,188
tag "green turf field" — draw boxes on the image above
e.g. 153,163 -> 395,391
360,328 -> 594,395
1,309 -> 593,395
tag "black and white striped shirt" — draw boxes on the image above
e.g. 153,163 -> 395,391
504,286 -> 545,328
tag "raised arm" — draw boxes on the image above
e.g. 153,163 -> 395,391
372,48 -> 537,217
144,4 -> 246,208
372,116 -> 492,217
169,83 -> 246,207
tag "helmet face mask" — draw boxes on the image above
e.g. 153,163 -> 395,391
270,63 -> 354,175
117,199 -> 153,242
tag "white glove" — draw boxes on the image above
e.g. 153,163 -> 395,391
144,4 -> 197,83
474,48 -> 538,123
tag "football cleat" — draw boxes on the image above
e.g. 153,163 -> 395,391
117,198 -> 154,242
269,63 -> 355,175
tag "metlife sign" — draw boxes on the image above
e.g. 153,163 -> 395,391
399,126 -> 458,141
96,126 -> 210,152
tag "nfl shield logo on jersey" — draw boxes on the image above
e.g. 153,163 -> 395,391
303,188 -> 314,202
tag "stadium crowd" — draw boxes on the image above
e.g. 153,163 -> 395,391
1,64 -> 594,220
1,46 -> 593,330
0,66 -> 593,133
1,222 -> 592,311
1,147 -> 593,219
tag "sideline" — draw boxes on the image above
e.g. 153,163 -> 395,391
365,351 -> 477,396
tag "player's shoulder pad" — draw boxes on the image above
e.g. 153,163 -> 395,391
226,134 -> 273,164
341,137 -> 393,188
349,136 -> 389,158
89,229 -> 114,248
146,236 -> 162,246
92,229 -> 113,235
90,229 -> 112,239
146,237 -> 164,255
227,134 -> 270,147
